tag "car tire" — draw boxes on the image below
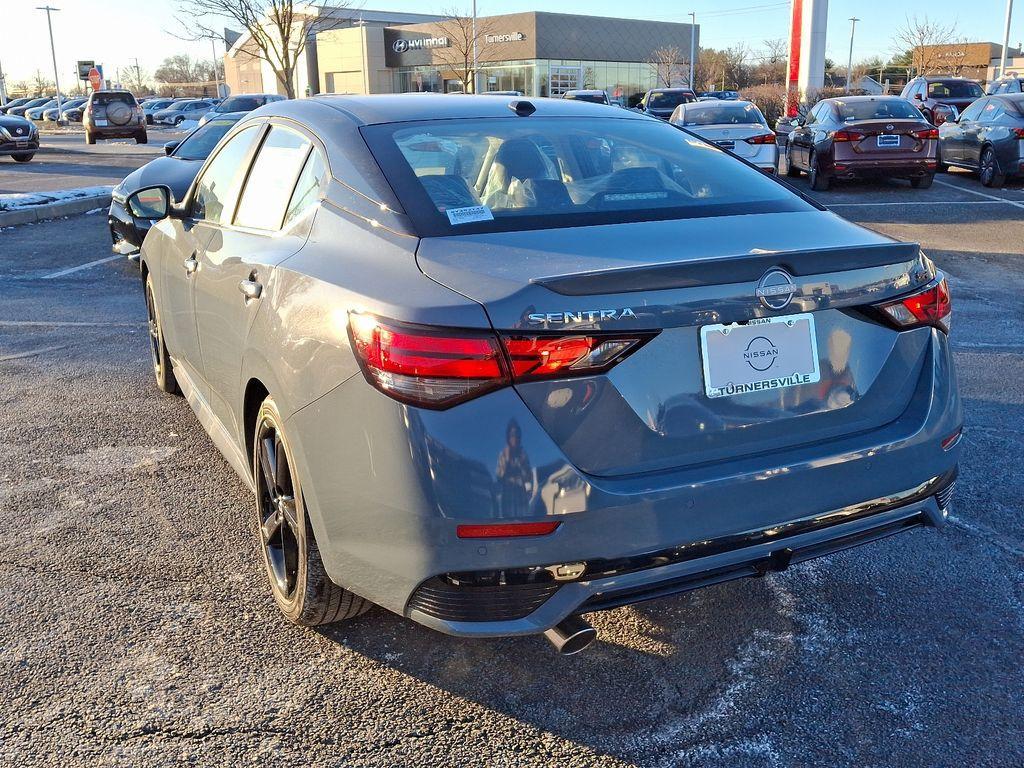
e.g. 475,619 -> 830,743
173,116 -> 184,126
808,151 -> 830,191
911,174 -> 934,189
12,154 -> 34,163
85,131 -> 96,145
979,147 -> 1005,188
144,273 -> 180,395
253,396 -> 371,627
935,148 -> 948,173
135,133 -> 148,144
785,145 -> 801,177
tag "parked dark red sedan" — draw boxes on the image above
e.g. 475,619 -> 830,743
785,96 -> 938,190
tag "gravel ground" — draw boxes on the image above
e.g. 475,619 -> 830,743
1,169 -> 1022,767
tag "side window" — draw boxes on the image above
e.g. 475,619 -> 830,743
193,125 -> 260,224
234,125 -> 312,231
959,100 -> 987,122
283,150 -> 327,229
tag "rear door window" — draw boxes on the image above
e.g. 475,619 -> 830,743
959,100 -> 987,122
233,125 -> 312,230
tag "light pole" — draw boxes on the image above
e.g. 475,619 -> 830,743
0,58 -> 8,106
471,0 -> 478,94
210,38 -> 223,98
37,5 -> 65,124
999,0 -> 1015,78
688,12 -> 696,90
845,17 -> 859,94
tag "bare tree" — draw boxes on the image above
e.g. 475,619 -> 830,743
431,9 -> 495,93
32,70 -> 55,95
892,15 -> 959,77
154,54 -> 222,97
174,0 -> 347,98
648,45 -> 687,88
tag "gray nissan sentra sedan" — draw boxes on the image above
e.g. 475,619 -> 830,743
126,94 -> 962,654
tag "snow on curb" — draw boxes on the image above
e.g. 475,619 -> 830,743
0,187 -> 113,227
0,185 -> 114,212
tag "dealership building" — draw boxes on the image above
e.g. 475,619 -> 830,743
225,8 -> 699,106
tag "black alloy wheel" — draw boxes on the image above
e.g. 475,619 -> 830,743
144,274 -> 179,394
256,420 -> 302,601
979,147 -> 1005,188
785,144 -> 801,177
808,150 -> 830,191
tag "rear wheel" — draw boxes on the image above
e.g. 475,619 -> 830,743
979,147 -> 1005,188
808,151 -> 830,191
135,132 -> 148,144
173,115 -> 184,126
785,145 -> 801,177
935,147 -> 948,173
12,154 -> 34,163
911,174 -> 934,189
144,273 -> 180,395
254,397 -> 370,626
85,130 -> 96,145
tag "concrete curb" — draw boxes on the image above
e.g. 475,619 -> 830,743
0,194 -> 110,227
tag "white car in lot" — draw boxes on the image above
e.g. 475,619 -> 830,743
669,100 -> 778,174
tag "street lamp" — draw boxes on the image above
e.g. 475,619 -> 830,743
689,12 -> 696,90
845,17 -> 859,94
999,0 -> 1015,78
37,6 -> 65,125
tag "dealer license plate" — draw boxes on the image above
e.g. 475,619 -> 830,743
94,119 -> 108,127
700,313 -> 820,399
877,134 -> 900,148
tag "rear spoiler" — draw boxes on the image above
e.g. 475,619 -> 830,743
534,242 -> 922,296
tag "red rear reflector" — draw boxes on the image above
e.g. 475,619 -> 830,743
744,132 -> 776,145
833,129 -> 866,142
877,277 -> 952,332
457,521 -> 561,538
941,428 -> 962,450
913,128 -> 939,140
1014,128 -> 1024,140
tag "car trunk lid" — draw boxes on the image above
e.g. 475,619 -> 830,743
417,211 -> 935,477
687,124 -> 773,158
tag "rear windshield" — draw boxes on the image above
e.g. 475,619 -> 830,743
928,81 -> 983,98
218,96 -> 263,112
677,103 -> 765,126
362,116 -> 812,237
93,93 -> 136,106
648,91 -> 695,109
834,99 -> 921,121
174,118 -> 240,161
564,93 -> 607,104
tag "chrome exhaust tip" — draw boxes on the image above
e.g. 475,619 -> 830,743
543,615 -> 597,655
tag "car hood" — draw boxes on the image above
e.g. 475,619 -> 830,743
0,115 -> 33,132
118,155 -> 202,201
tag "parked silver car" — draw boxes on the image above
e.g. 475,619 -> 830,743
128,95 -> 961,654
669,100 -> 778,173
938,93 -> 1024,187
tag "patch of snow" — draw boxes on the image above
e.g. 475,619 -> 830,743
0,185 -> 114,212
85,207 -> 104,215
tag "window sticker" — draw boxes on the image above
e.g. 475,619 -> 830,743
446,205 -> 494,225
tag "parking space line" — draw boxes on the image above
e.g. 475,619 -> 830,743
40,255 -> 122,280
0,320 -> 144,327
828,200 -> 1006,207
933,178 -> 1024,210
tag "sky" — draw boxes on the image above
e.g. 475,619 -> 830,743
0,0 -> 1019,88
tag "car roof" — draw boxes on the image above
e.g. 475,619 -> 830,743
822,95 -> 908,103
683,99 -> 754,107
649,87 -> 695,92
260,93 -> 648,126
920,76 -> 976,82
565,89 -> 606,95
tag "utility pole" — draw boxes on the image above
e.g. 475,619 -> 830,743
210,38 -> 223,98
0,58 -> 8,106
845,17 -> 859,94
131,57 -> 142,96
999,0 -> 1014,78
471,0 -> 478,94
37,6 -> 65,124
688,12 -> 697,90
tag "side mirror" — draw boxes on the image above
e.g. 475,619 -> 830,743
163,140 -> 180,156
913,93 -> 923,101
127,185 -> 172,220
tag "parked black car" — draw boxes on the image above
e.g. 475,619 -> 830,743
108,112 -> 246,256
901,77 -> 984,124
197,93 -> 285,126
938,94 -> 1024,187
0,97 -> 39,115
6,97 -> 52,117
0,114 -> 39,162
635,88 -> 697,119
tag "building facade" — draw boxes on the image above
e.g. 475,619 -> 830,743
912,42 -> 1023,83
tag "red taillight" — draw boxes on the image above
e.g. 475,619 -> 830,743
744,132 -> 776,145
1013,128 -> 1024,140
349,314 -> 653,408
456,521 -> 560,538
912,127 -> 939,140
833,129 -> 866,142
876,277 -> 952,333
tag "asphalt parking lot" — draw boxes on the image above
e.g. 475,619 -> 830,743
1,164 -> 1023,767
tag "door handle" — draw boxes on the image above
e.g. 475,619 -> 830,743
238,279 -> 262,301
183,254 -> 198,275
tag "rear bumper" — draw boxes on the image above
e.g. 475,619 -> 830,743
829,157 -> 936,179
88,124 -> 145,139
287,327 -> 962,638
